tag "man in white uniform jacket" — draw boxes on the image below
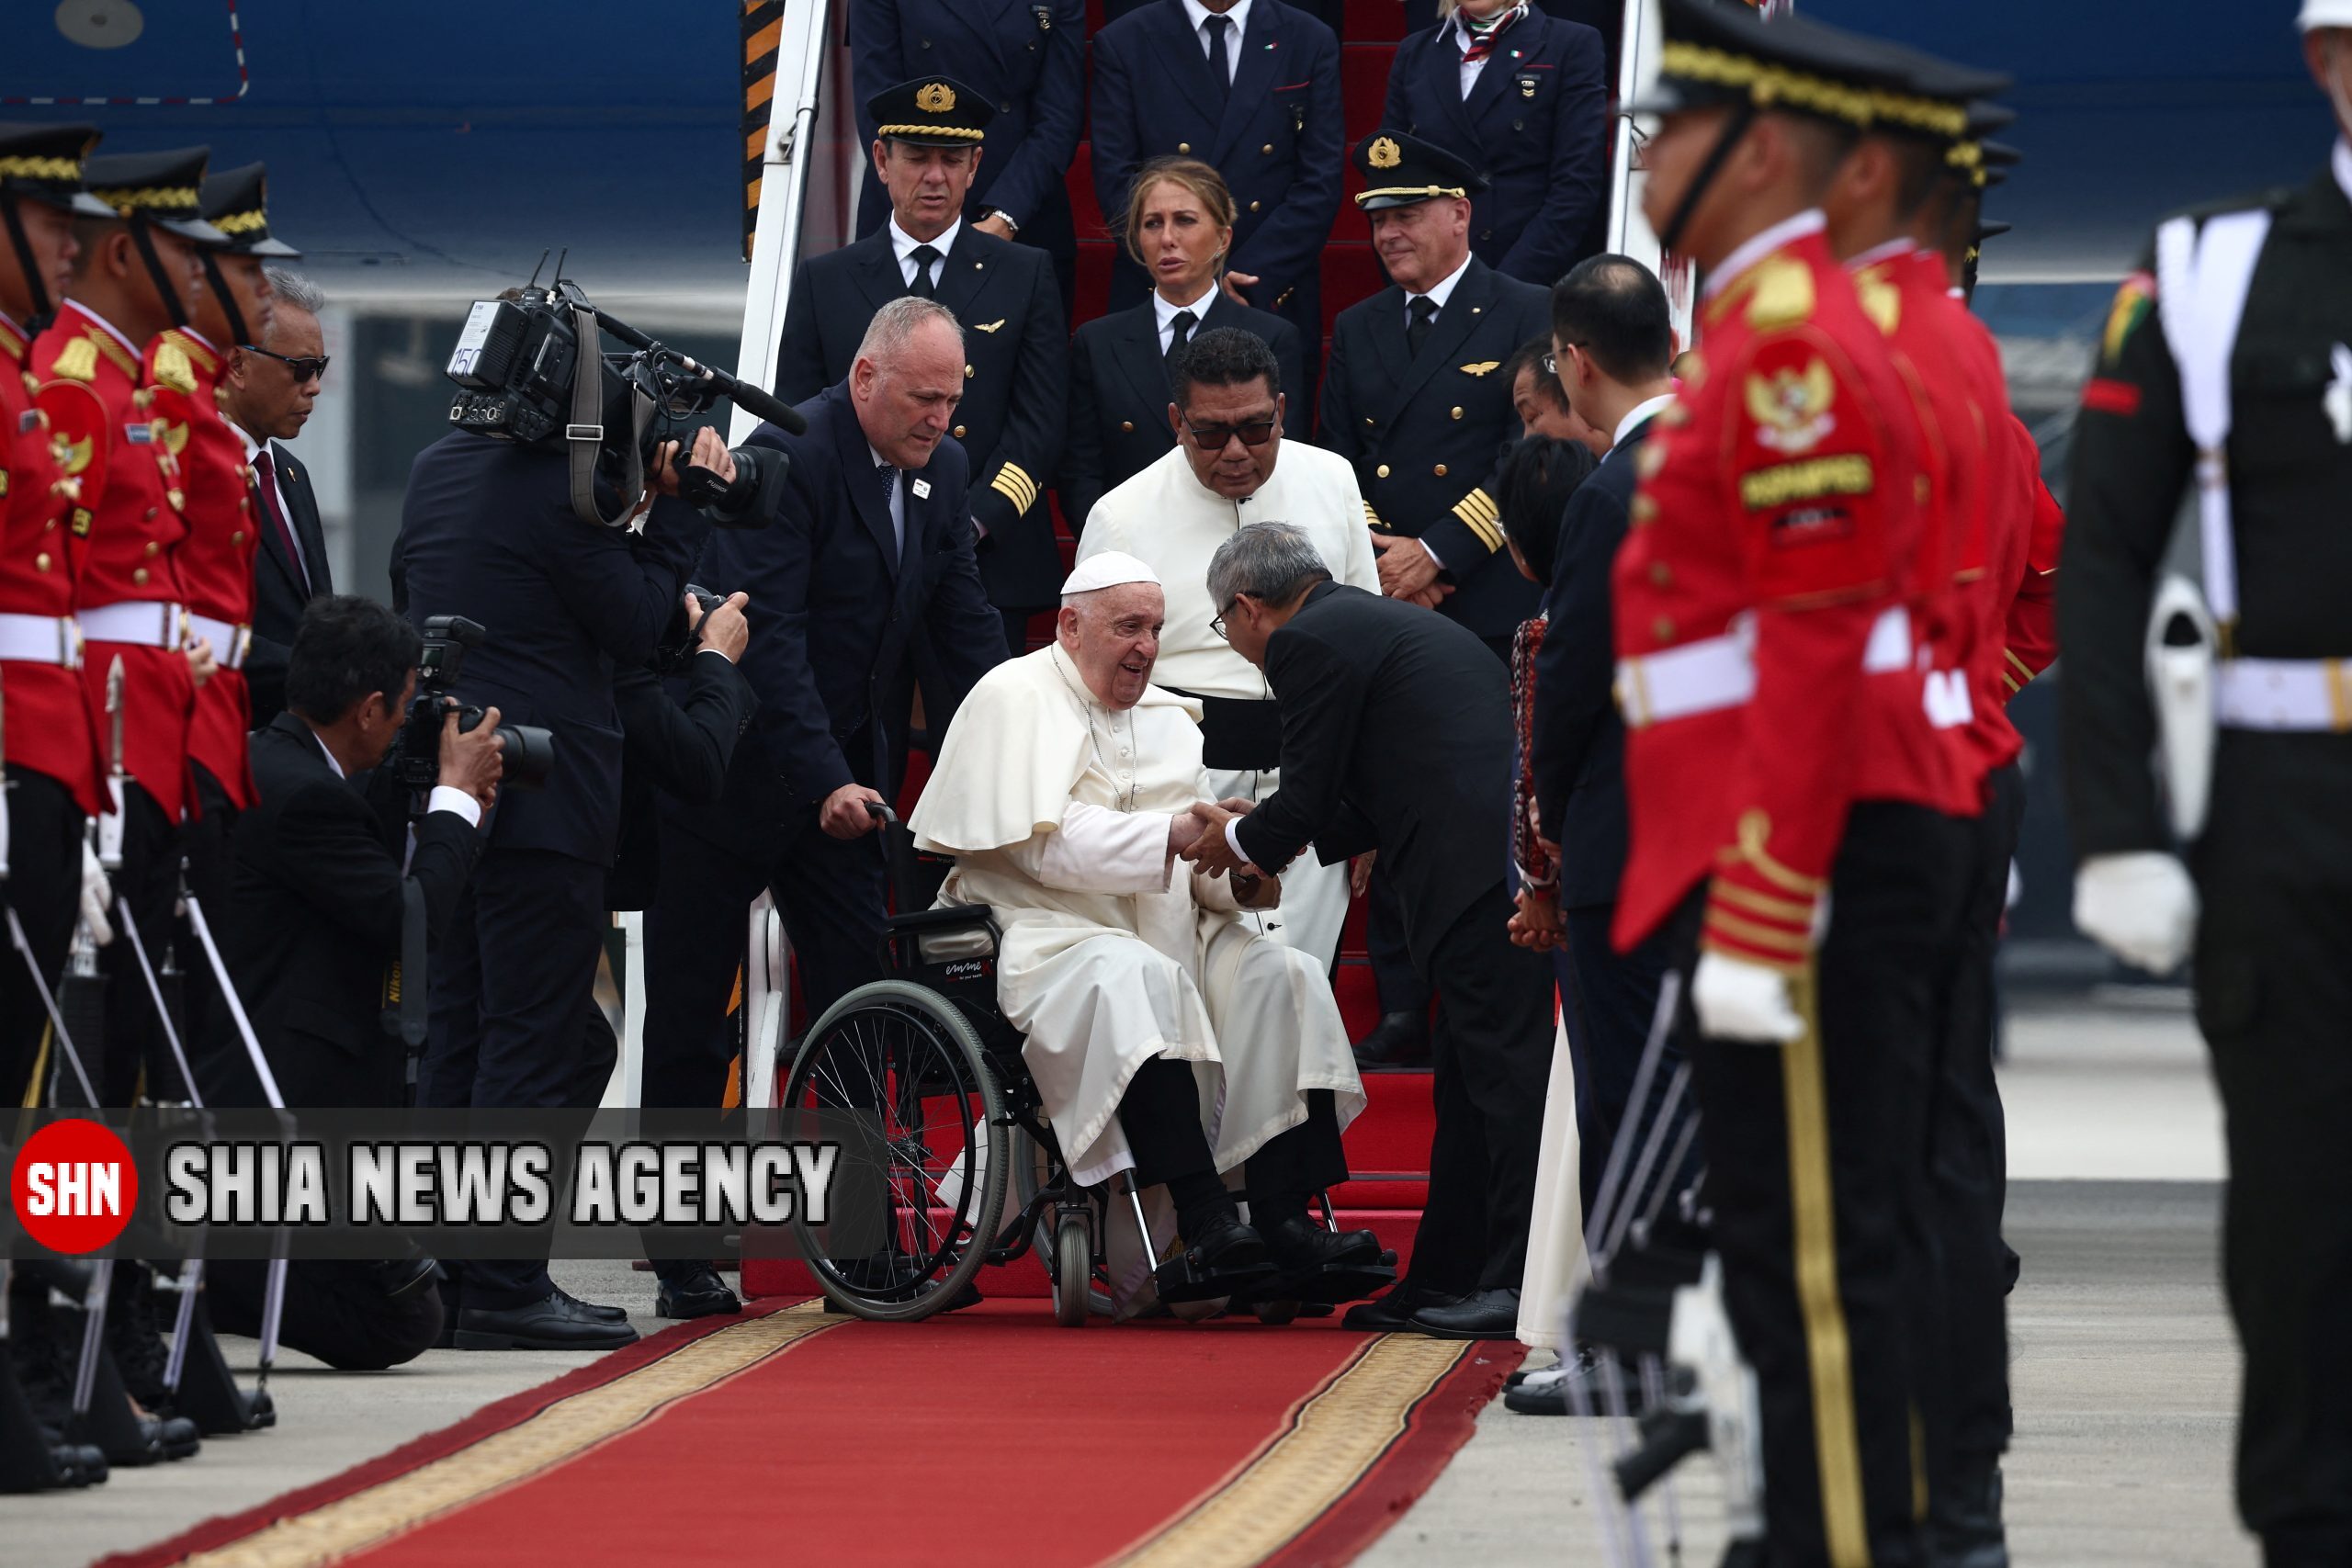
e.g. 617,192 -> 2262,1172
910,551 -> 1376,1276
1075,328 -> 1381,972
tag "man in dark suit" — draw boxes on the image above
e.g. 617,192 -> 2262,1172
850,1 -> 1085,316
222,266 -> 332,729
390,408 -> 718,1349
642,298 -> 1007,1168
776,76 -> 1066,655
1318,130 -> 1553,1066
1186,524 -> 1554,1338
1090,0 -> 1344,376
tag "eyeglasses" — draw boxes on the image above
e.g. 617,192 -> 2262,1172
1209,597 -> 1239,641
241,344 -> 330,382
1180,415 -> 1277,451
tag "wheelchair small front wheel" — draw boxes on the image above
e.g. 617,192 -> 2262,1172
1051,1211 -> 1091,1328
782,979 -> 1007,1322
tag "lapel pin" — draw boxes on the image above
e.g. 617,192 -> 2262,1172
911,477 -> 933,500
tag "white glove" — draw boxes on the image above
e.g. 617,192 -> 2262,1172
78,840 -> 114,947
2073,851 -> 2197,976
1692,950 -> 1804,1043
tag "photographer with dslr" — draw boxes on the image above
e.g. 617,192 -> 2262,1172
391,355 -> 725,1350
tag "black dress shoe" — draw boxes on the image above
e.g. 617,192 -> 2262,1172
1503,1346 -> 1646,1416
553,1286 -> 630,1324
1264,1215 -> 1382,1272
454,1292 -> 640,1351
1342,1285 -> 1461,1332
1187,1211 -> 1269,1274
654,1265 -> 743,1321
1931,1455 -> 2008,1568
150,1415 -> 200,1461
1351,1010 -> 1431,1070
1410,1286 -> 1521,1339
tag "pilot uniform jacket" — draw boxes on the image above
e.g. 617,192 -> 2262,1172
1061,292 -> 1306,537
222,713 -> 482,1107
0,311 -> 103,817
1088,0 -> 1344,344
774,223 -> 1067,613
699,382 -> 1007,809
850,0 -> 1086,272
1379,9 -> 1610,288
392,432 -> 709,868
34,299 -> 197,821
1236,581 -> 1514,970
245,440 -> 331,728
145,327 -> 258,808
1611,222 -> 1946,959
1317,254 -> 1550,641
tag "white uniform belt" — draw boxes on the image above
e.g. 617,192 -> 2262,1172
78,600 -> 186,650
2214,658 -> 2352,732
0,613 -> 82,669
1618,607 -> 1912,728
186,613 -> 251,671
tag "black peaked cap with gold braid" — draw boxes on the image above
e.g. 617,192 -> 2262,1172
1351,130 -> 1489,212
199,163 -> 300,257
865,76 -> 995,148
83,146 -> 228,243
0,123 -> 114,217
1622,0 -> 1975,141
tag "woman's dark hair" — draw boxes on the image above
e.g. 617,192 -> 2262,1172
1497,435 -> 1594,587
286,594 -> 422,724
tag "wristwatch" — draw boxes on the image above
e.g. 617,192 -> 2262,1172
985,208 -> 1020,235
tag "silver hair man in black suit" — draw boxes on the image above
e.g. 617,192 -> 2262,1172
222,265 -> 332,728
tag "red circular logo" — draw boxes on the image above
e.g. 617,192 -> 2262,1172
11,1119 -> 139,1255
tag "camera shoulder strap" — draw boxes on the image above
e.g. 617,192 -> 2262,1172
566,304 -> 646,527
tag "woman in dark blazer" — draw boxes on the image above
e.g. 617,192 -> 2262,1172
1060,158 -> 1306,540
1380,0 -> 1611,288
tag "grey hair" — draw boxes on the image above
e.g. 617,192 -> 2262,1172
263,266 -> 324,318
1204,522 -> 1331,613
856,295 -> 962,364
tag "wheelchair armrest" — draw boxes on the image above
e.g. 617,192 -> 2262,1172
888,905 -> 999,938
882,903 -> 1002,973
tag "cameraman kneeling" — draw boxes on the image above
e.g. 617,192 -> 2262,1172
211,595 -> 500,1368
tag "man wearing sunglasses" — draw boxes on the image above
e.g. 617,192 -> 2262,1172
223,266 -> 331,728
1074,327 -> 1379,972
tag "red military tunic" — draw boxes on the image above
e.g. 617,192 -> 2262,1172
1996,421 -> 2063,704
32,300 -> 196,822
1611,216 -> 1951,962
0,310 -> 105,817
145,328 -> 254,808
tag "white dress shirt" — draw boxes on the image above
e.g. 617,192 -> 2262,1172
1613,392 -> 1679,451
237,423 -> 315,591
868,443 -> 908,556
1402,250 -> 1476,330
1453,3 -> 1528,97
1182,0 -> 1250,81
1153,280 -> 1222,356
2335,137 -> 2351,206
888,215 -> 963,292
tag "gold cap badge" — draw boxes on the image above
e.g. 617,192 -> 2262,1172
917,83 -> 956,114
1368,136 -> 1402,170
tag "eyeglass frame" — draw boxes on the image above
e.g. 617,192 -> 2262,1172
1209,594 -> 1241,642
240,343 -> 331,382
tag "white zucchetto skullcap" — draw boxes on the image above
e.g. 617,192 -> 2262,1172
1061,552 -> 1163,595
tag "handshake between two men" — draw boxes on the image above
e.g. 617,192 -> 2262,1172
1169,799 -> 1279,910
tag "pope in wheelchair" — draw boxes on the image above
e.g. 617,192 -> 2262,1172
903,551 -> 1391,1318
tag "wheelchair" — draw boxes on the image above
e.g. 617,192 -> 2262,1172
775,808 -> 1396,1326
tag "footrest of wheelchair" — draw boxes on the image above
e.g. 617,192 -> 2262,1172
1231,1253 -> 1398,1311
1151,1250 -> 1278,1304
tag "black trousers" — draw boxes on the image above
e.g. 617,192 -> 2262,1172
1364,863 -> 1431,1015
1685,801 -> 1964,1568
1400,881 -> 1555,1296
1118,1057 -> 1349,1213
1911,764 -> 2022,1506
0,769 -> 84,1109
2192,772 -> 2352,1557
97,780 -> 187,1105
176,763 -> 253,1106
208,1259 -> 444,1371
420,844 -> 609,1310
1559,901 -> 1686,1233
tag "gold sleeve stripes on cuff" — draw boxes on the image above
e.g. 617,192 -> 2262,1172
1451,489 -> 1504,553
1703,906 -> 1815,958
1364,502 -> 1387,532
989,463 -> 1039,513
2003,648 -> 2040,694
1710,879 -> 1817,926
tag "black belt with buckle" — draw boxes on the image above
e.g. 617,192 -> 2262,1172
1166,688 -> 1283,772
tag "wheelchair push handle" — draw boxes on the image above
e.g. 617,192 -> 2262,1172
863,800 -> 901,827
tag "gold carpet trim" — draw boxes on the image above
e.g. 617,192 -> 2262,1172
182,1302 -> 838,1568
1112,1334 -> 1473,1568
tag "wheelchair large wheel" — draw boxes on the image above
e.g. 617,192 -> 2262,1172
782,980 -> 1007,1322
1050,1211 -> 1091,1328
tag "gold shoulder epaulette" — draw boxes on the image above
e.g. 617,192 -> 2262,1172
1854,266 -> 1900,337
1746,255 -> 1815,330
51,336 -> 97,383
153,338 -> 197,395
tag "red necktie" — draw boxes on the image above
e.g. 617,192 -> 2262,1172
253,447 -> 309,595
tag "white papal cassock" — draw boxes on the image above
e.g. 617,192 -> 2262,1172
1075,442 -> 1382,970
910,643 -> 1363,1190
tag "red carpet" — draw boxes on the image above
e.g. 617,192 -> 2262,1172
105,1300 -> 1518,1568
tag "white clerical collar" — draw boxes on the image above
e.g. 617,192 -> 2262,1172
1407,251 -> 1476,316
1182,0 -> 1250,41
1703,209 -> 1826,302
1155,280 -> 1220,333
1614,392 -> 1678,449
2335,137 -> 2351,207
888,214 -> 962,267
69,300 -> 141,360
1845,236 -> 1914,272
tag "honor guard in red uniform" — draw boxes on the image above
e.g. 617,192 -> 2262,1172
0,124 -> 113,1107
1609,4 -> 1967,1562
32,146 -> 225,1104
155,163 -> 297,1097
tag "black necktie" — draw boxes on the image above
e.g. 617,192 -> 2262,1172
1205,15 -> 1233,102
1407,295 -> 1439,358
876,462 -> 902,560
1167,308 -> 1197,365
907,243 -> 941,299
